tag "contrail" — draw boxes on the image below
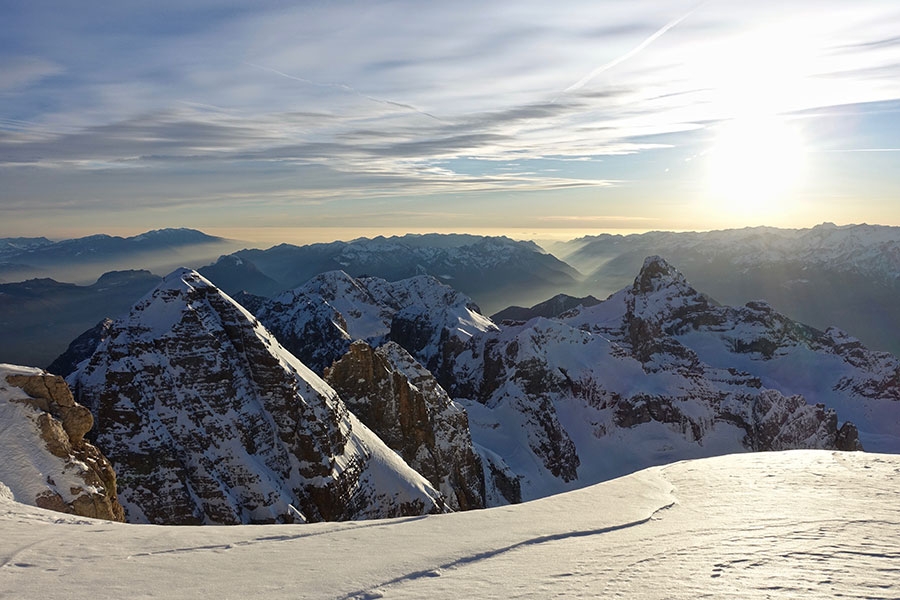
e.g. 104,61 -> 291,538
243,61 -> 444,122
563,1 -> 708,94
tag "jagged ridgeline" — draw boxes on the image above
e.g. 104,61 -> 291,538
57,256 -> 900,523
71,269 -> 446,524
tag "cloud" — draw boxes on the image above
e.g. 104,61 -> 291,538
0,57 -> 61,92
3,0 -> 900,234
561,1 -> 707,95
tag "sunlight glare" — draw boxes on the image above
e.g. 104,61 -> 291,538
705,116 -> 807,219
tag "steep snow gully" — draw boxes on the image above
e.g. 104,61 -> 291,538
1,450 -> 898,599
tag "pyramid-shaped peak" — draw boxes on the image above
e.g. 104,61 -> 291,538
632,255 -> 691,295
73,267 -> 446,524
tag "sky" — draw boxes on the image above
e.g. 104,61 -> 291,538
2,0 -> 900,243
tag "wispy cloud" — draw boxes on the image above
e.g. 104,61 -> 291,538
0,57 -> 62,92
2,0 -> 900,234
561,1 -> 707,95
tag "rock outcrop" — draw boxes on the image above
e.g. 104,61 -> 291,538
0,364 -> 124,521
325,341 -> 485,511
71,268 -> 446,525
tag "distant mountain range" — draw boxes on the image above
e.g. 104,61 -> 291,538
4,222 -> 900,380
0,270 -> 161,367
1,231 -> 581,368
33,257 -> 892,524
557,222 -> 900,356
200,233 -> 581,314
0,228 -> 234,284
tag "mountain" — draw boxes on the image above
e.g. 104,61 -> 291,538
325,341 -> 489,510
46,318 -> 114,377
197,254 -> 284,297
0,270 -> 161,369
0,237 -> 53,276
0,364 -> 123,521
1,450 -> 897,599
0,228 -> 225,266
558,223 -> 900,356
491,292 -> 602,323
431,256 -> 882,501
234,257 -> 881,504
0,228 -> 237,286
201,233 -> 581,313
70,268 -> 446,524
250,270 -> 498,375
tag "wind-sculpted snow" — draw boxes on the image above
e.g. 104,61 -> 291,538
0,451 -> 897,599
71,268 -> 445,524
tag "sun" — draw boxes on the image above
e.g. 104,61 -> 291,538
705,116 -> 807,219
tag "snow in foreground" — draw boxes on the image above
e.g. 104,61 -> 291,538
2,450 -> 897,599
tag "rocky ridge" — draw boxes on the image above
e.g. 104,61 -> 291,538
71,268 -> 446,524
0,364 -> 124,521
432,257 -> 874,500
325,341 -> 487,510
252,270 -> 498,376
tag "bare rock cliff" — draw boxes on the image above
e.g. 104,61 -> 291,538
325,341 -> 485,511
0,365 -> 124,521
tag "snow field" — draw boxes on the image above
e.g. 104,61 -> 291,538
1,450 -> 897,599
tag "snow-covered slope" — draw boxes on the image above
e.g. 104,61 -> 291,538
253,270 -> 498,374
0,450 -> 896,599
0,364 -> 123,521
439,257 -> 878,501
71,268 -> 445,524
563,256 -> 900,453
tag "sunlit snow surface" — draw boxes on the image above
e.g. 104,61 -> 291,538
2,450 -> 897,599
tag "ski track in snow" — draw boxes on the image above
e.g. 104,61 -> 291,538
1,450 -> 898,599
341,501 -> 677,600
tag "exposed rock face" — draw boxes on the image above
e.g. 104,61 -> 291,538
0,365 -> 124,521
325,341 -> 485,511
434,256 -> 875,501
253,270 -> 498,376
72,269 -> 446,525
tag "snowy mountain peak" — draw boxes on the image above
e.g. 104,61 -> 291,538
72,267 -> 446,524
154,266 -> 208,293
255,271 -> 499,376
632,255 -> 692,296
